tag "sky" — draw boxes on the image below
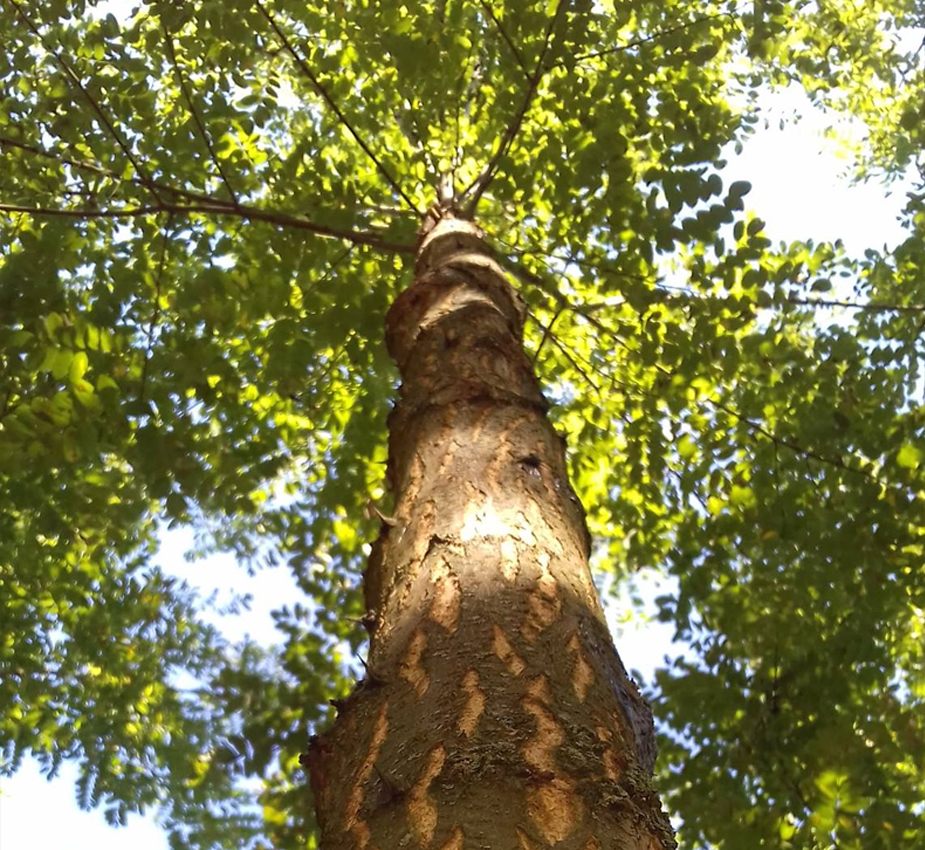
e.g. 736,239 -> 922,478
0,71 -> 915,850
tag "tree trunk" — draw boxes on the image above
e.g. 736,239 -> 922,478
308,209 -> 676,850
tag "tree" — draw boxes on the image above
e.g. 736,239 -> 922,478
1,0 -> 924,848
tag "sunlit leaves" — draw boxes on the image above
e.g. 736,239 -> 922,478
2,0 -> 925,848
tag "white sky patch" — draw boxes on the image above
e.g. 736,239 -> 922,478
722,85 -> 912,254
0,760 -> 171,850
155,527 -> 301,647
86,0 -> 137,21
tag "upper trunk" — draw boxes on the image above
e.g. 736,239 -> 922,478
308,209 -> 676,850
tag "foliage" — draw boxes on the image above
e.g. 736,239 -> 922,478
1,0 -> 924,847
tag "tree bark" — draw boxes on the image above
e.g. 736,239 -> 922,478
308,209 -> 676,850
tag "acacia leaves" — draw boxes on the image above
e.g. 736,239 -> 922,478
2,0 -> 925,848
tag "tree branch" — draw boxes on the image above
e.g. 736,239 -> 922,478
0,135 -> 218,207
493,247 -> 632,349
704,396 -> 893,491
552,12 -> 737,69
491,230 -> 657,285
452,35 -> 476,197
478,0 -> 529,76
0,136 -> 416,251
1,135 -> 411,234
532,305 -> 566,364
526,313 -> 602,397
8,0 -> 163,203
461,0 -> 569,216
788,296 -> 925,313
0,203 -> 415,254
162,22 -> 240,208
254,0 -> 422,215
503,249 -> 909,495
493,228 -> 925,318
140,217 -> 173,403
299,244 -> 356,306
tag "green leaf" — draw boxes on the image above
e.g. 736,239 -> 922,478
44,313 -> 64,336
677,435 -> 698,460
51,349 -> 73,380
728,180 -> 752,198
897,443 -> 923,469
68,351 -> 89,385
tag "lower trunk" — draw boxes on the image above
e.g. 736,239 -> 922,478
308,211 -> 676,850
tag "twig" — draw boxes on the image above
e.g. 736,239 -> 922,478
8,0 -> 163,203
140,217 -> 173,403
490,229 -> 657,285
0,202 -> 415,254
553,12 -> 737,69
298,244 -> 357,306
531,305 -> 566,364
0,135 -> 213,206
254,0 -> 422,215
1,135 -> 412,237
452,35 -> 476,193
162,23 -> 240,208
507,251 -> 910,495
494,248 -> 633,351
461,0 -> 569,215
537,321 -> 602,397
478,0 -> 529,75
494,228 -> 925,318
788,296 -> 925,314
704,396 -> 892,491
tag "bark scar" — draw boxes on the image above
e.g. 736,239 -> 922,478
458,669 -> 485,738
522,676 -> 579,844
344,701 -> 390,849
408,744 -> 446,848
399,629 -> 429,696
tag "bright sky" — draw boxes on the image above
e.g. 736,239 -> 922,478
0,84 -> 913,849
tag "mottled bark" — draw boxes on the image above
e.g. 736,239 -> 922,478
308,209 -> 676,850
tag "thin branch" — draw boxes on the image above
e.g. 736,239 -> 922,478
1,135 -> 413,235
552,12 -> 736,69
0,135 -> 213,206
452,35 -> 476,196
0,206 -> 27,260
529,315 -> 601,397
0,203 -> 415,254
162,22 -> 240,208
505,249 -> 911,495
510,239 -> 925,316
434,0 -> 450,181
478,0 -> 529,75
298,244 -> 356,307
579,298 -> 898,488
494,247 -> 632,349
8,0 -> 163,203
788,296 -> 925,313
0,203 -> 166,219
490,229 -> 657,285
461,0 -> 569,216
254,0 -> 422,215
140,217 -> 173,403
704,396 -> 894,491
532,305 -> 566,364
494,228 -> 925,318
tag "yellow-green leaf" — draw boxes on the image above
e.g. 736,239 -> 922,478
897,443 -> 923,469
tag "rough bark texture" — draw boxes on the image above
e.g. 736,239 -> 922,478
308,210 -> 676,850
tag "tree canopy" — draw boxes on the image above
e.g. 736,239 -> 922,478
1,0 -> 924,847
